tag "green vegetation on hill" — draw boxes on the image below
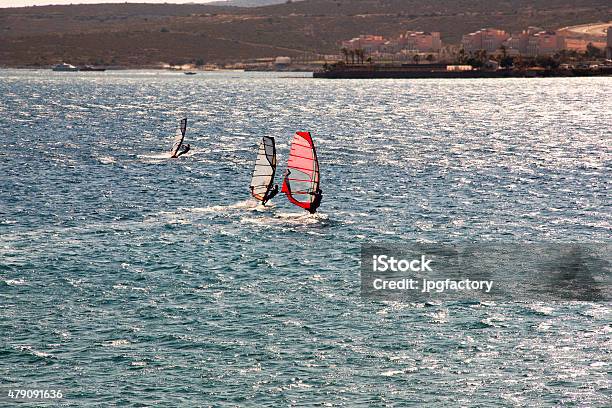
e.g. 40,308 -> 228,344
0,1 -> 610,67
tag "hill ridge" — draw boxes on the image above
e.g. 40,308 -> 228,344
1,1 -> 610,67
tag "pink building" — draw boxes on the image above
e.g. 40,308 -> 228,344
341,35 -> 386,53
396,31 -> 442,52
505,27 -> 541,55
340,31 -> 442,56
462,28 -> 510,53
526,31 -> 565,56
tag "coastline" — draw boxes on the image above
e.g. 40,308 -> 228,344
4,67 -> 612,80
314,65 -> 612,79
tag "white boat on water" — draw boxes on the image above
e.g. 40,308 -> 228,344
52,63 -> 79,72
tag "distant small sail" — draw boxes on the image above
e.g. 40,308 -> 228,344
250,136 -> 277,201
170,118 -> 187,157
281,131 -> 320,211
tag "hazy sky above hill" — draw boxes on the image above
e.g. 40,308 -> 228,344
2,1 -> 217,7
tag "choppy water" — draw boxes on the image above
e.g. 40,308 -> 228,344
0,70 -> 610,406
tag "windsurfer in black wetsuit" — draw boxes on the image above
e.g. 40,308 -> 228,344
309,188 -> 323,214
174,144 -> 190,158
262,184 -> 279,205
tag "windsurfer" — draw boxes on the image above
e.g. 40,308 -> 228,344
262,184 -> 279,205
175,144 -> 190,158
309,188 -> 323,214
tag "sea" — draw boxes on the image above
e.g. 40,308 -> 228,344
0,70 -> 610,406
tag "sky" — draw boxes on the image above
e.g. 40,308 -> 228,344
1,1 -> 217,7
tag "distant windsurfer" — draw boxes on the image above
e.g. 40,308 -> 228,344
169,118 -> 188,158
175,143 -> 190,158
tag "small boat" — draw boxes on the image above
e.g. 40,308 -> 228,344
184,71 -> 197,75
79,65 -> 106,72
250,136 -> 277,205
52,63 -> 79,72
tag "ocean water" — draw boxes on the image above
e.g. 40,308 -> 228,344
0,70 -> 610,406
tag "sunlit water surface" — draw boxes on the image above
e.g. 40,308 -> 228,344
0,70 -> 610,406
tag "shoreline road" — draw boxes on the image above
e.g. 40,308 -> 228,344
559,21 -> 611,37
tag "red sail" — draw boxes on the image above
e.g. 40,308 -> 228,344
281,131 -> 320,211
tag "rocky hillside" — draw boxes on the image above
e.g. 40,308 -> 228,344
0,0 -> 610,67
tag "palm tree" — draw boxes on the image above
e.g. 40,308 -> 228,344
477,49 -> 488,62
340,47 -> 348,64
359,49 -> 366,64
349,49 -> 355,64
556,49 -> 569,63
457,48 -> 467,64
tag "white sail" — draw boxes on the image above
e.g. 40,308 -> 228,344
250,136 -> 276,201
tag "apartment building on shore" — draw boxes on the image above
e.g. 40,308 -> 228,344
461,28 -> 510,53
341,24 -> 610,61
341,31 -> 442,54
